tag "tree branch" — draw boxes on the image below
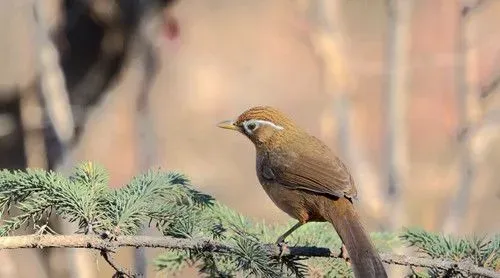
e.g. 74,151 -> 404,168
0,235 -> 497,278
481,72 -> 500,99
100,250 -> 134,278
461,0 -> 488,17
380,253 -> 499,278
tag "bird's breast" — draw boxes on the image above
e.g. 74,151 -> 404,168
260,181 -> 310,222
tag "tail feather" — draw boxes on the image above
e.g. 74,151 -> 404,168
325,198 -> 387,278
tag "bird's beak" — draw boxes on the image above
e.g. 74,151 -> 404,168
217,120 -> 239,131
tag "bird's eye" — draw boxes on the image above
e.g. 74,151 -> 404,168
246,122 -> 257,131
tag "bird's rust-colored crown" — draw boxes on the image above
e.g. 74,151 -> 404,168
234,106 -> 294,127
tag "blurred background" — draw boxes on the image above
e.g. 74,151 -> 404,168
0,0 -> 499,277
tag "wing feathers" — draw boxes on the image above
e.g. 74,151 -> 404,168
263,137 -> 357,199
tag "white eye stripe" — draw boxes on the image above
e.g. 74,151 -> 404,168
242,120 -> 284,134
253,120 -> 284,130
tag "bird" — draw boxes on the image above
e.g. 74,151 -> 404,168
217,106 -> 387,278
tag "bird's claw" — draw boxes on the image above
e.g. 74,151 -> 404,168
34,224 -> 57,235
276,241 -> 289,260
34,224 -> 48,235
100,230 -> 118,242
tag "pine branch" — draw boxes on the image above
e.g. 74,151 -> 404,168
0,234 -> 498,278
380,253 -> 500,278
1,164 -> 498,277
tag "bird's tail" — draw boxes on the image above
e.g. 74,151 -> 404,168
324,197 -> 387,278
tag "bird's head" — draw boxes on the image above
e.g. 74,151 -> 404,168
217,106 -> 296,147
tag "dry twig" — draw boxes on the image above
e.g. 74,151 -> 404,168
100,250 -> 134,278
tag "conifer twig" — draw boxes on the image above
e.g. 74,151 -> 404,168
0,235 -> 497,278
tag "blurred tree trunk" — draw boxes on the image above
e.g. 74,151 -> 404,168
307,1 -> 352,153
384,0 -> 413,276
383,0 -> 412,231
443,0 -> 483,234
302,0 -> 385,221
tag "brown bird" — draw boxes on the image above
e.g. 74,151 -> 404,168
217,106 -> 387,278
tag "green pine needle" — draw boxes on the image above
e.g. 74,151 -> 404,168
401,227 -> 500,277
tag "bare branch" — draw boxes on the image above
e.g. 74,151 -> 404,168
0,235 -> 497,278
481,73 -> 500,99
100,250 -> 134,278
461,0 -> 488,17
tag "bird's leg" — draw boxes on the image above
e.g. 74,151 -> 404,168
275,222 -> 304,260
339,244 -> 350,265
276,222 -> 304,244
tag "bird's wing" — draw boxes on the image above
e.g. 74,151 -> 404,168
263,138 -> 357,199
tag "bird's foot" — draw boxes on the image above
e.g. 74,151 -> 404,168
276,240 -> 289,260
34,224 -> 47,235
338,244 -> 350,265
34,224 -> 57,235
100,230 -> 119,242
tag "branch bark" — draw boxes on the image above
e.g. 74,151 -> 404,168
0,234 -> 498,278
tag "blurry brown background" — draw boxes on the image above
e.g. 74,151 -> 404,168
1,0 -> 500,277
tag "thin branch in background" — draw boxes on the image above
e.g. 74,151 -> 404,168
461,0 -> 488,17
0,235 -> 498,278
481,74 -> 500,98
480,51 -> 500,99
33,0 -> 75,145
100,250 -> 135,278
456,107 -> 500,145
383,0 -> 412,230
456,52 -> 500,143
